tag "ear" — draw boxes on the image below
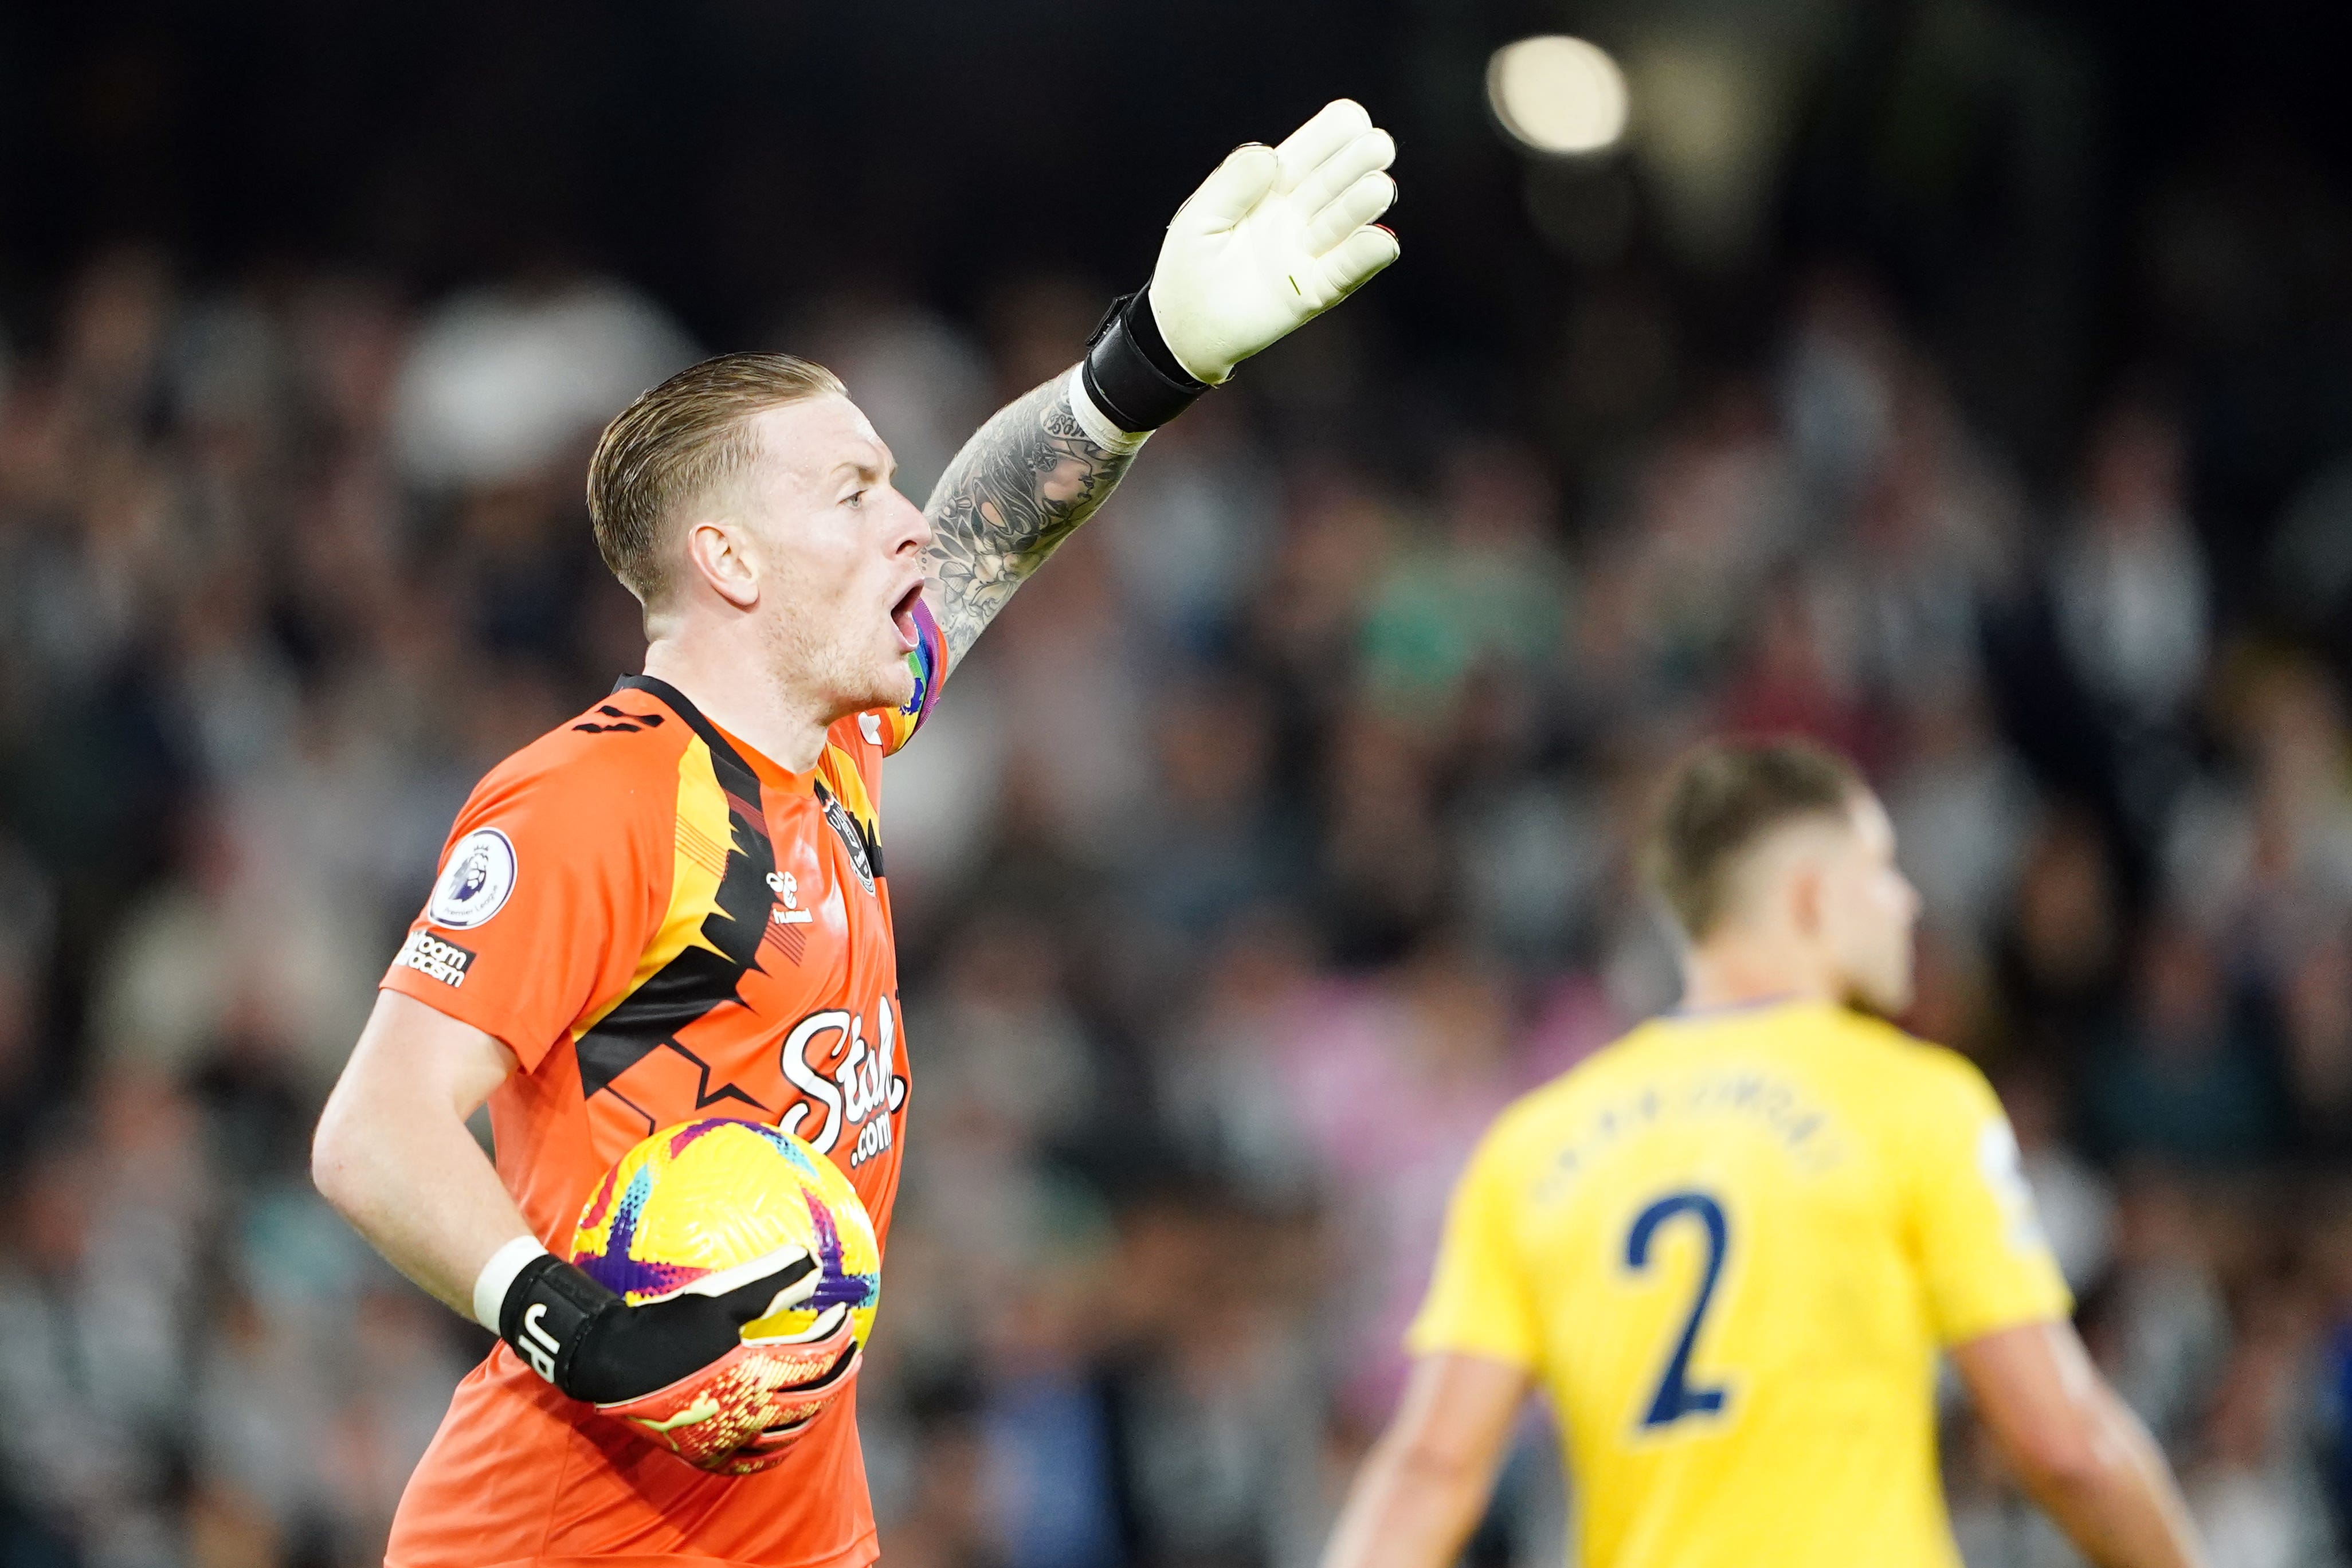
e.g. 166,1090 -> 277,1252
684,519 -> 759,610
1786,856 -> 1829,942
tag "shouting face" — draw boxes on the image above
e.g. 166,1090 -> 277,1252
716,394 -> 934,724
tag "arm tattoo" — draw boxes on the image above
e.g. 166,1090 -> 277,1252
922,373 -> 1140,667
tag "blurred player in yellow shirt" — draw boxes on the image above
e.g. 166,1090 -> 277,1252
1322,740 -> 2206,1568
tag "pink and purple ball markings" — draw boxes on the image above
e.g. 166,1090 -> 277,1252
571,1119 -> 880,1314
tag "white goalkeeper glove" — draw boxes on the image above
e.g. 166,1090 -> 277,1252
1077,99 -> 1399,436
1152,98 -> 1399,384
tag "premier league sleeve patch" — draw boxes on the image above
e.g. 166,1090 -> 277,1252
429,827 -> 519,928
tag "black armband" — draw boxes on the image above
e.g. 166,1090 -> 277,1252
1081,286 -> 1210,432
500,1253 -> 621,1393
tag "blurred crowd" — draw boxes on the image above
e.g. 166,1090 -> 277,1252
2,241 -> 2351,1568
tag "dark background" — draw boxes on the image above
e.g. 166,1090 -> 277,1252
6,1 -> 2350,476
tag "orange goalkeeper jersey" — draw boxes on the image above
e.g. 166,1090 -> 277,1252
378,641 -> 940,1566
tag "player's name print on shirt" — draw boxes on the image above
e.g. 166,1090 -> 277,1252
428,827 -> 517,928
1534,1069 -> 1847,1202
394,928 -> 476,988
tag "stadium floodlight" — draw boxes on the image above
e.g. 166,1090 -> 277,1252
1486,35 -> 1630,157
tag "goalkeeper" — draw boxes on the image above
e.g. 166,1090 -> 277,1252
311,101 -> 1397,1567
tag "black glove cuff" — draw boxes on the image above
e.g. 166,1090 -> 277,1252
1081,286 -> 1210,433
500,1253 -> 620,1394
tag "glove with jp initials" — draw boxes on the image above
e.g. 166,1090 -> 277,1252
497,1245 -> 861,1474
1080,99 -> 1400,433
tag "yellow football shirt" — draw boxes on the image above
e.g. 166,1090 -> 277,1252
1407,999 -> 2071,1568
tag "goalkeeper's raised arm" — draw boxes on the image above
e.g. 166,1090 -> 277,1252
920,98 -> 1398,669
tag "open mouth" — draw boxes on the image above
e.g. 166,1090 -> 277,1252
888,583 -> 923,653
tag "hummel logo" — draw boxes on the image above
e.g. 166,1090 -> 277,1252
766,870 -> 813,924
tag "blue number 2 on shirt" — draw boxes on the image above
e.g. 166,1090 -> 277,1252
1625,1190 -> 1733,1430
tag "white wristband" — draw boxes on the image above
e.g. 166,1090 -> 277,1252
472,1235 -> 551,1333
1065,364 -> 1152,454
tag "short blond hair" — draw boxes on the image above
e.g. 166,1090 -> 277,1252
1643,739 -> 1866,942
586,352 -> 846,603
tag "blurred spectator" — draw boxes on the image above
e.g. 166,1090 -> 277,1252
1357,438 -> 1566,729
392,276 -> 699,490
1277,943 -> 1517,1426
0,837 -> 56,1149
1154,914 -> 1326,1210
795,290 -> 994,509
1885,681 -> 2039,954
2283,926 -> 2352,1162
1119,676 -> 1295,943
2091,1175 -> 2232,1453
0,1077 -> 210,1568
2082,919 -> 2288,1170
1094,399 -> 1279,658
2181,1284 -> 2338,1568
1313,705 -> 1451,963
2053,399 -> 2209,731
1994,807 -> 2127,1073
1997,1063 -> 2116,1292
1715,570 -> 1875,765
2167,658 -> 2352,982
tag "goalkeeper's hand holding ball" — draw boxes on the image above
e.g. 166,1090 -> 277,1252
487,1243 -> 859,1474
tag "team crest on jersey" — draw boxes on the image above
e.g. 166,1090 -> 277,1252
429,828 -> 518,928
820,791 -> 876,895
